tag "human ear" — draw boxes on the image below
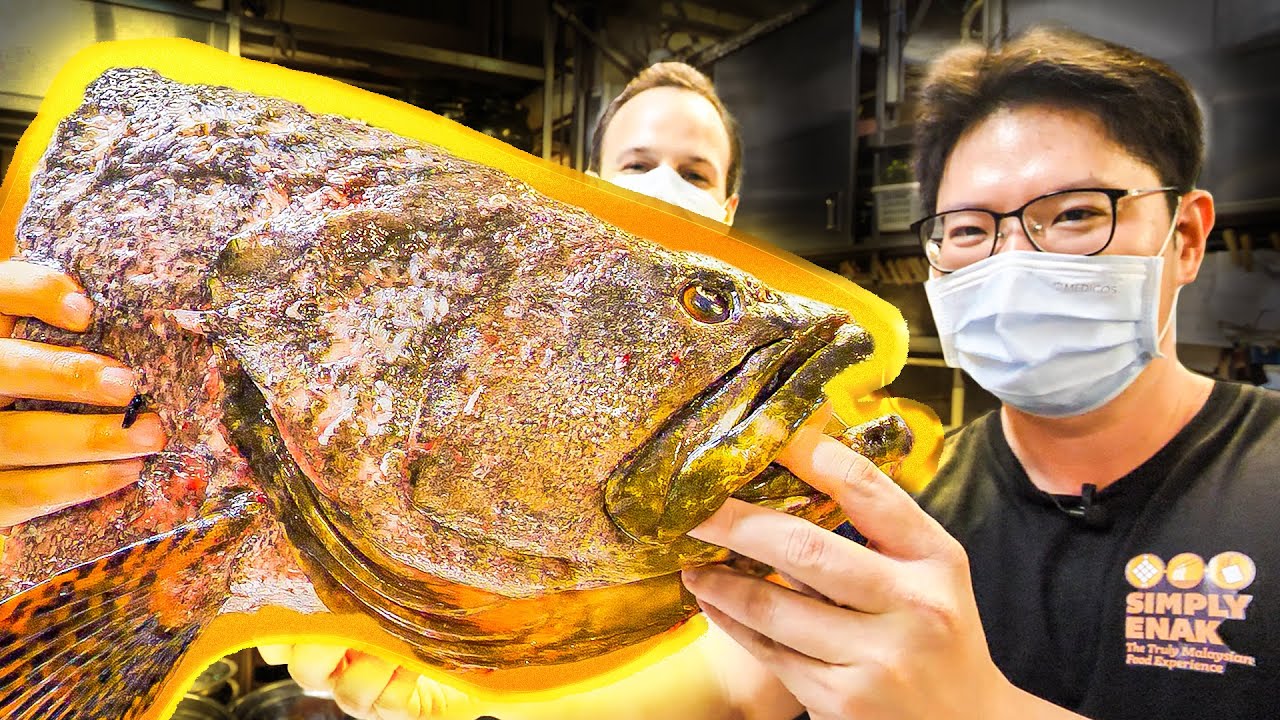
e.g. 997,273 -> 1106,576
724,193 -> 740,225
1173,189 -> 1215,287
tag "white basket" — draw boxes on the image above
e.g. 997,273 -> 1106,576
870,182 -> 923,233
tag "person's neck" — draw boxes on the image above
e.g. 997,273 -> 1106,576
1000,347 -> 1215,497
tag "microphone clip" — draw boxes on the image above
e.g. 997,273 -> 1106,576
1052,483 -> 1111,529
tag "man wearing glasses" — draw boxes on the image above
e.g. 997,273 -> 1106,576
675,25 -> 1280,720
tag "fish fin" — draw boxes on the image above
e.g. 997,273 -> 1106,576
0,491 -> 264,720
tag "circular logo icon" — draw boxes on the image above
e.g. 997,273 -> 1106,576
1165,553 -> 1206,589
1125,553 -> 1166,589
1207,551 -> 1256,591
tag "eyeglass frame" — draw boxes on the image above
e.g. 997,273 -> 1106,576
910,186 -> 1182,273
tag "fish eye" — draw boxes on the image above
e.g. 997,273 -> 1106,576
680,282 -> 734,324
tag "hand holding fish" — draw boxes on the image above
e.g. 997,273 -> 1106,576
681,414 -> 1086,720
256,625 -> 775,720
257,643 -> 478,720
0,260 -> 166,526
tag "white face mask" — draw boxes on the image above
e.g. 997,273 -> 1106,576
608,164 -> 729,223
924,207 -> 1180,417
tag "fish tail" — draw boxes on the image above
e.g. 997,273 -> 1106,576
0,490 -> 265,720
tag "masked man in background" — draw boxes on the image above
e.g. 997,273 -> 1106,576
587,61 -> 740,225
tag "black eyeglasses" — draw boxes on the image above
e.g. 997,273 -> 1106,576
911,187 -> 1180,273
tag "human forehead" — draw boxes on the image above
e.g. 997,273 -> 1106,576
936,104 -> 1162,212
600,87 -> 731,163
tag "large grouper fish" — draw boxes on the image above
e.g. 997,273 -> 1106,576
0,41 -> 933,720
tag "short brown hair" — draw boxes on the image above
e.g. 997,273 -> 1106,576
589,61 -> 743,196
912,27 -> 1204,216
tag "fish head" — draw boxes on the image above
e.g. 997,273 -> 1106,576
210,175 -> 886,600
587,248 -> 874,546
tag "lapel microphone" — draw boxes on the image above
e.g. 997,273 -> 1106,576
1051,483 -> 1111,529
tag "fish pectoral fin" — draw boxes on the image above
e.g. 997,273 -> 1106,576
0,491 -> 264,720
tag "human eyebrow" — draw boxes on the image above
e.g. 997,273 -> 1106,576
1049,177 -> 1113,193
683,155 -> 720,173
939,177 -> 1115,213
614,147 -> 656,165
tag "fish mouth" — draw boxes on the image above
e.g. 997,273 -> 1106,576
605,315 -> 875,545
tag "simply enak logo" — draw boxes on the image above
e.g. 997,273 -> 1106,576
1122,551 -> 1258,674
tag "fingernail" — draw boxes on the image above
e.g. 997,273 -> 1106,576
122,393 -> 145,428
124,414 -> 166,449
682,568 -> 705,587
62,293 -> 93,329
98,367 -> 138,405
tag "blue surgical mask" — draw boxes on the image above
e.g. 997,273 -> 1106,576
923,211 -> 1179,417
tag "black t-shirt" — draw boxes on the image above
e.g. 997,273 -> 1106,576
916,380 -> 1280,718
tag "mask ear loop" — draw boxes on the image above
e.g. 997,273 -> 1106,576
1154,196 -> 1184,347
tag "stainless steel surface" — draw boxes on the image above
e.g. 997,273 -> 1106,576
229,680 -> 351,720
550,0 -> 638,77
982,0 -> 1006,48
173,694 -> 234,720
189,658 -> 238,696
235,648 -> 256,703
91,0 -> 229,23
237,17 -> 543,80
680,1 -> 824,68
879,0 -> 906,107
711,0 -> 862,255
226,0 -> 240,58
847,0 -> 863,244
542,1 -> 554,161
572,37 -> 588,170
0,0 -> 231,112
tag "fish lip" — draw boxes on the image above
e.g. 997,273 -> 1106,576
636,313 -> 849,469
732,413 -> 914,504
605,314 -> 874,544
677,313 -> 850,437
735,315 -> 846,420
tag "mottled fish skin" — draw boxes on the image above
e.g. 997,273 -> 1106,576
225,369 -> 705,667
1,63 -> 905,698
209,181 -> 857,598
1,67 -> 331,603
